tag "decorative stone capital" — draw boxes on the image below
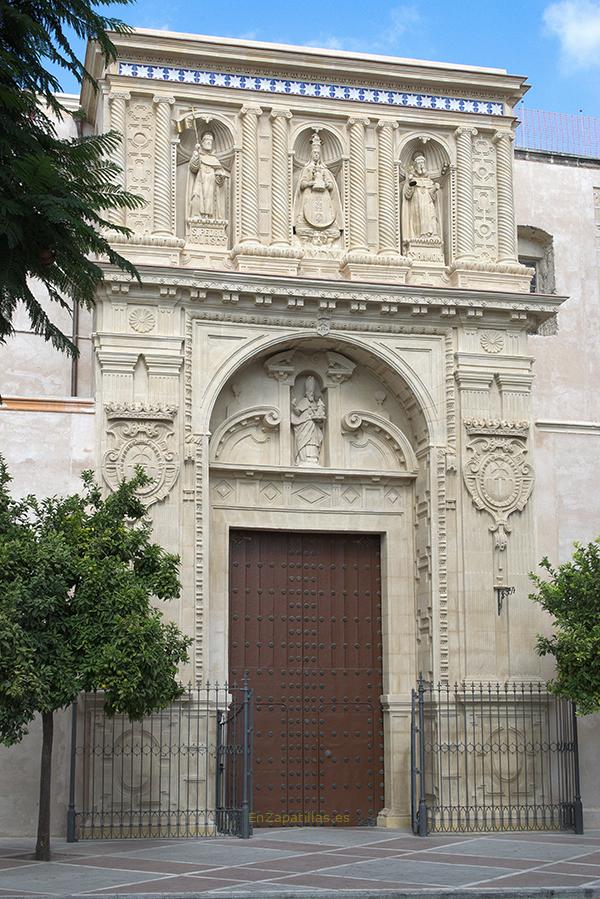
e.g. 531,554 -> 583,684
105,402 -> 178,422
109,90 -> 130,103
240,103 -> 263,116
493,128 -> 515,144
153,94 -> 175,106
270,107 -> 292,119
455,125 -> 478,138
376,119 -> 398,130
348,115 -> 371,127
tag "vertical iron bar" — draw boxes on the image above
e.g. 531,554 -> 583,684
240,673 -> 251,838
66,700 -> 79,842
204,680 -> 210,834
417,675 -> 428,836
410,688 -> 417,834
572,702 -> 584,834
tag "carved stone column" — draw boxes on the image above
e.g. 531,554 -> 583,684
270,108 -> 292,247
376,120 -> 398,255
107,91 -> 130,227
347,116 -> 370,252
455,126 -> 477,262
152,95 -> 175,237
239,104 -> 262,244
494,129 -> 517,263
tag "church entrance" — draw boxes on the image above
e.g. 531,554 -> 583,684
229,530 -> 384,827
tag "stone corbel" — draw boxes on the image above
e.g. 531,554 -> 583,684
342,411 -> 418,474
210,406 -> 281,462
103,403 -> 180,506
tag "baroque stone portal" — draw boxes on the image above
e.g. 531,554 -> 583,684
294,132 -> 343,246
291,374 -> 326,466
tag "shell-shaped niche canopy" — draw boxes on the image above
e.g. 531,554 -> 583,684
176,113 -> 236,165
293,125 -> 344,169
399,135 -> 450,181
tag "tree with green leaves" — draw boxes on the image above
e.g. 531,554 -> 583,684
530,539 -> 600,716
0,0 -> 142,356
0,459 -> 191,860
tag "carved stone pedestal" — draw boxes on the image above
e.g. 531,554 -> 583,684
339,252 -> 412,284
405,235 -> 444,264
230,242 -> 303,275
446,261 -> 533,293
187,217 -> 228,249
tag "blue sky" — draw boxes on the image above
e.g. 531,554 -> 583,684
57,0 -> 600,116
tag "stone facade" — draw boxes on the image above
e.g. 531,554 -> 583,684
1,34 -> 599,834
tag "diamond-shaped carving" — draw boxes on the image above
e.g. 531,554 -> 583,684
342,486 -> 360,505
386,488 -> 400,504
215,480 -> 233,499
294,485 -> 329,505
261,482 -> 281,503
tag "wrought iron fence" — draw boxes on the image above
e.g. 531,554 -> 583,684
411,677 -> 583,835
66,681 -> 253,840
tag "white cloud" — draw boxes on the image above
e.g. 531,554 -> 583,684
303,4 -> 422,55
544,0 -> 600,70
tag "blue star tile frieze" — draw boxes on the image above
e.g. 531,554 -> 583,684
118,62 -> 505,117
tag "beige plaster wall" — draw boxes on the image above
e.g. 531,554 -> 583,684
515,153 -> 600,827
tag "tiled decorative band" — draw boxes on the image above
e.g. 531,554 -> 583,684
118,62 -> 505,116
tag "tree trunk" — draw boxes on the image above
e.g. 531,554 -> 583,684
35,710 -> 54,861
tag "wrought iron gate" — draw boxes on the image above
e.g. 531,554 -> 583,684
67,682 -> 253,840
411,677 -> 583,835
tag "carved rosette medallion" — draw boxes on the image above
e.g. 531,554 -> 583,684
480,330 -> 504,354
463,419 -> 533,548
129,308 -> 156,333
103,403 -> 180,506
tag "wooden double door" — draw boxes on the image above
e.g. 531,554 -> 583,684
229,530 -> 384,826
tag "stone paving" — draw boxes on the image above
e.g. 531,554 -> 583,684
1,828 -> 600,897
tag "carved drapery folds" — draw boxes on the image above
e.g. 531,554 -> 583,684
293,129 -> 344,249
103,403 -> 180,506
399,138 -> 448,266
463,418 -> 533,550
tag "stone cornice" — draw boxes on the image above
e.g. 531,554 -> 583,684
99,264 -> 565,329
82,31 -> 528,121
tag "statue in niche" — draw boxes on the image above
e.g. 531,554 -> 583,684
188,132 -> 228,220
291,375 -> 326,466
294,132 -> 343,246
401,150 -> 445,263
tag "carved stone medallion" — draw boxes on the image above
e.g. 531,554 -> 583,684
463,419 -> 533,548
103,404 -> 180,506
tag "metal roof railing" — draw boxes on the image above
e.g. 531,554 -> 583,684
515,107 -> 600,159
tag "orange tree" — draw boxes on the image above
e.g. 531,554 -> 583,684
0,459 -> 190,859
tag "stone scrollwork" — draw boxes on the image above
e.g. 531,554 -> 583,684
341,411 -> 418,474
103,403 -> 180,506
210,406 -> 281,462
463,418 -> 533,548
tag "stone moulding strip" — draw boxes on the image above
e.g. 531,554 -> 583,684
535,419 -> 600,436
118,62 -> 505,117
0,396 -> 94,414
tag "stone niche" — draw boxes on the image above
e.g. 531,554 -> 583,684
175,112 -> 236,253
208,343 -> 418,475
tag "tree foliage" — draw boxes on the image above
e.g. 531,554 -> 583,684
0,458 -> 191,856
0,0 -> 143,356
530,539 -> 600,715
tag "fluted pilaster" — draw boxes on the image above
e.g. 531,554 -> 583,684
376,120 -> 398,254
108,91 -> 130,227
455,126 -> 477,261
152,95 -> 175,236
239,104 -> 262,244
347,117 -> 370,252
270,108 -> 292,246
494,129 -> 517,263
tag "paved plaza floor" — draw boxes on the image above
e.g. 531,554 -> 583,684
1,828 -> 600,897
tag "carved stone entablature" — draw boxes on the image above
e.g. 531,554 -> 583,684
210,406 -> 281,462
105,402 -> 177,422
103,404 -> 180,506
342,411 -> 418,474
264,349 -> 356,387
463,419 -> 533,549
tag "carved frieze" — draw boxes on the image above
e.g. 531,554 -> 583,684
103,403 -> 180,505
463,418 -> 533,548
